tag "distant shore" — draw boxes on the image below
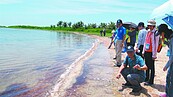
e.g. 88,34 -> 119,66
5,25 -> 113,37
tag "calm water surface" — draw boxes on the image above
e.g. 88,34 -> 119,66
0,28 -> 96,96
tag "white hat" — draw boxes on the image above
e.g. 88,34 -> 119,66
147,19 -> 156,26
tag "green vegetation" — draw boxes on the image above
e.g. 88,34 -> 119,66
6,21 -> 137,39
0,26 -> 6,28
7,21 -> 117,37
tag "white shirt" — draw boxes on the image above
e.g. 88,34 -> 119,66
137,28 -> 147,48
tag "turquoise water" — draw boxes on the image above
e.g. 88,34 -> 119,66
0,28 -> 96,96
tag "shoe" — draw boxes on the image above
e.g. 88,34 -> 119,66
132,86 -> 142,93
122,83 -> 132,87
114,64 -> 121,67
114,63 -> 121,67
113,57 -> 117,60
144,82 -> 153,86
159,93 -> 167,97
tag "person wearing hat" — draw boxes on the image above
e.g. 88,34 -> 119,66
156,24 -> 173,97
113,19 -> 126,67
135,22 -> 147,59
142,19 -> 160,85
116,46 -> 148,93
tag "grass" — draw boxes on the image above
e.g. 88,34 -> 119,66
7,25 -> 113,37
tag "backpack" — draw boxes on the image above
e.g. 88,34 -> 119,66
154,30 -> 162,53
157,37 -> 162,53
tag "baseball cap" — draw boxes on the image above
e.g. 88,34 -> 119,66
147,19 -> 156,26
117,19 -> 123,24
126,46 -> 134,52
138,22 -> 144,27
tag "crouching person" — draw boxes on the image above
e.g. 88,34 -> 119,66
116,46 -> 148,92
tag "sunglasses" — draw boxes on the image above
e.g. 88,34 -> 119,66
147,25 -> 155,27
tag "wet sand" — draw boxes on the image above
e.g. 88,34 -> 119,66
64,35 -> 169,97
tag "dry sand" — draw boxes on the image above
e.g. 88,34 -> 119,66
64,35 -> 169,97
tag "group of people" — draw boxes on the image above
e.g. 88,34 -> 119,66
111,19 -> 173,96
100,28 -> 106,36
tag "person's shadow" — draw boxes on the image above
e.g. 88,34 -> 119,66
129,87 -> 151,97
129,84 -> 165,96
118,85 -> 151,96
151,84 -> 166,92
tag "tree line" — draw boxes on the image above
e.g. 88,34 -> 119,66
51,21 -> 116,30
5,21 -> 119,37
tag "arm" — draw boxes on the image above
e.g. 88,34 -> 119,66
122,28 -> 126,43
122,35 -> 126,43
163,55 -> 173,71
137,31 -> 142,49
133,56 -> 148,70
163,40 -> 173,71
122,28 -> 126,47
134,64 -> 148,70
142,33 -> 147,55
152,34 -> 159,59
116,64 -> 126,79
112,31 -> 117,41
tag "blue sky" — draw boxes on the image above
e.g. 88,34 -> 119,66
0,0 -> 169,26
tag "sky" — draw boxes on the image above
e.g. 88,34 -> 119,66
0,0 -> 169,27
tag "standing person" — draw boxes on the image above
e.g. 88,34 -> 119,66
136,22 -> 147,59
116,46 -> 148,92
100,29 -> 103,36
108,29 -> 115,49
157,24 -> 173,97
103,28 -> 106,36
142,20 -> 160,85
126,25 -> 137,47
113,19 -> 126,67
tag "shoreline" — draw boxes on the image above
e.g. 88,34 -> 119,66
50,37 -> 100,97
62,34 -> 168,97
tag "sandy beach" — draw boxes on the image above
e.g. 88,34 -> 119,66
62,35 -> 169,97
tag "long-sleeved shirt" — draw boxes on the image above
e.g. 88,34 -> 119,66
142,28 -> 160,58
137,28 -> 147,48
128,30 -> 136,45
165,34 -> 173,69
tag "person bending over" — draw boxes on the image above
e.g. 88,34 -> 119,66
116,46 -> 148,92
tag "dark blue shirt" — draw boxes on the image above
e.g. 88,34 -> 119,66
128,30 -> 136,45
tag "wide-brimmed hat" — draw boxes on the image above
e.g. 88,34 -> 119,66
147,20 -> 156,26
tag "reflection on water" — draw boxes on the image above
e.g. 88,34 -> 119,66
0,28 -> 95,96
